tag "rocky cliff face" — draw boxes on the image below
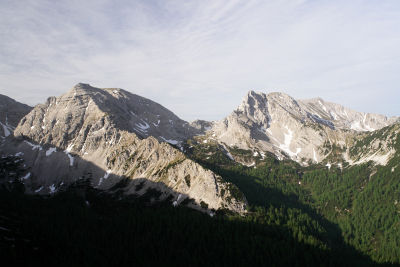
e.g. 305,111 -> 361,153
15,83 -> 199,147
5,84 -> 246,213
299,97 -> 398,132
0,94 -> 32,138
210,91 -> 398,165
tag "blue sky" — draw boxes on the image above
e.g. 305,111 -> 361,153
1,0 -> 399,121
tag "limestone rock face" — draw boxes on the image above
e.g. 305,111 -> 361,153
299,97 -> 398,132
211,91 -> 399,165
190,120 -> 214,134
7,84 -> 246,213
15,83 -> 199,147
0,94 -> 32,138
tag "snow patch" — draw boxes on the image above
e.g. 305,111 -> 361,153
0,122 -> 11,137
364,124 -> 375,131
326,163 -> 331,170
160,137 -> 179,145
65,144 -> 74,153
279,126 -> 299,158
98,170 -> 112,186
353,151 -> 393,166
225,151 -> 234,160
318,100 -> 327,112
153,120 -> 160,127
136,121 -> 150,131
247,162 -> 256,167
15,152 -> 24,157
34,186 -> 43,193
49,184 -> 56,194
21,172 -> 31,180
67,154 -> 74,166
46,147 -> 57,157
313,148 -> 318,162
104,170 -> 112,179
24,141 -> 42,150
330,111 -> 338,120
351,121 -> 369,132
172,194 -> 182,207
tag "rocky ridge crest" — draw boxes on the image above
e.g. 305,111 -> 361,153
6,84 -> 246,213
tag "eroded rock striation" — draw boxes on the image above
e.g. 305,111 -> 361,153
6,84 -> 246,213
209,91 -> 399,165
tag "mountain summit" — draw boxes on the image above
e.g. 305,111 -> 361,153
210,90 -> 398,165
16,83 -> 198,148
5,83 -> 246,213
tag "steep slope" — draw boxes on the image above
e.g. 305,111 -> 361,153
3,83 -> 246,213
299,98 -> 398,132
0,94 -> 32,138
345,122 -> 400,166
15,83 -> 199,146
210,90 -> 398,165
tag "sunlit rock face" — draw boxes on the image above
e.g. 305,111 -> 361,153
4,83 -> 247,213
210,90 -> 398,165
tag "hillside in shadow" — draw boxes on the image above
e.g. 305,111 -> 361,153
0,139 -> 383,266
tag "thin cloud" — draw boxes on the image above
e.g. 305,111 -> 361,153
0,0 -> 399,120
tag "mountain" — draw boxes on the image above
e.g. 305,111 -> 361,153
300,97 -> 397,131
209,90 -> 398,165
2,84 -> 246,213
1,86 -> 399,265
0,94 -> 32,138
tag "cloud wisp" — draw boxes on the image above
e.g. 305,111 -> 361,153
1,0 -> 400,121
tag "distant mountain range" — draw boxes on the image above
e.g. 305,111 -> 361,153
1,83 -> 399,214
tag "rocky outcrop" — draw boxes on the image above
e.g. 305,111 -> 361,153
7,83 -> 246,213
190,120 -> 214,134
299,97 -> 398,132
210,91 -> 398,165
0,94 -> 32,138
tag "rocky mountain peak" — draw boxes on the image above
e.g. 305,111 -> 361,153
15,83 -> 200,150
5,84 -> 246,213
210,90 -> 399,165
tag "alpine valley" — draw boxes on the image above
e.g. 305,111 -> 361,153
1,84 -> 400,266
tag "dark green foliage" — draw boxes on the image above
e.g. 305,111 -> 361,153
1,126 -> 399,265
0,187 -> 375,267
200,200 -> 208,209
186,134 -> 400,264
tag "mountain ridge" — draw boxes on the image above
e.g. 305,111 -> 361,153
208,90 -> 398,166
1,84 -> 399,212
3,83 -> 247,213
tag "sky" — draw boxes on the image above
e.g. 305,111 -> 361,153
1,0 -> 400,121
